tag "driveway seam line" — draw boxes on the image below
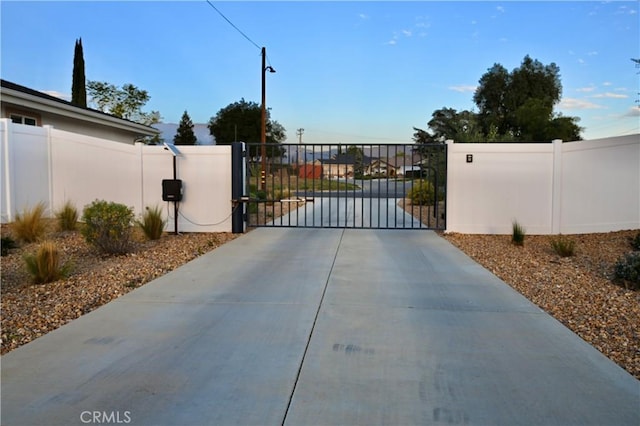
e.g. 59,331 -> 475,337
280,228 -> 346,426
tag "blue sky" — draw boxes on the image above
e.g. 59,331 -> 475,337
1,1 -> 638,143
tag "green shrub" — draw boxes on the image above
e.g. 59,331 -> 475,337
137,205 -> 166,240
408,180 -> 436,206
512,220 -> 526,246
630,232 -> 640,251
14,202 -> 47,243
55,201 -> 78,231
1,236 -> 17,256
550,235 -> 575,257
24,241 -> 72,284
614,252 -> 640,290
81,200 -> 134,254
272,188 -> 291,201
256,190 -> 268,201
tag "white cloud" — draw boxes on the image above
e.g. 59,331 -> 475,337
603,82 -> 613,86
591,92 -> 628,99
42,90 -> 71,101
587,51 -> 598,56
578,58 -> 585,64
496,6 -> 505,13
616,5 -> 638,15
576,86 -> 596,93
624,106 -> 640,117
358,13 -> 369,20
559,98 -> 602,110
402,29 -> 412,37
385,39 -> 397,46
448,85 -> 477,93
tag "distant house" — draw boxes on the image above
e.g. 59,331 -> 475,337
367,154 -> 423,177
1,79 -> 159,144
319,153 -> 372,179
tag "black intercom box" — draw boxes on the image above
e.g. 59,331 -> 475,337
162,179 -> 183,202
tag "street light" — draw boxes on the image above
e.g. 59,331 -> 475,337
261,46 -> 275,191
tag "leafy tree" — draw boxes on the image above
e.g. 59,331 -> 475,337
86,81 -> 161,126
414,108 -> 496,144
473,55 -> 581,141
416,55 -> 582,143
173,110 -> 197,145
71,38 -> 87,107
346,145 -> 365,177
412,127 -> 437,144
208,98 -> 286,158
473,63 -> 509,135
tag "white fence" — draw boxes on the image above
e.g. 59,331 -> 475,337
2,119 -> 638,235
1,120 -> 232,232
446,135 -> 640,234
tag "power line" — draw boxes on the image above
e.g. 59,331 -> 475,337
205,0 -> 261,50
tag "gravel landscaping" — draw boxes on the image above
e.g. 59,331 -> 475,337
2,215 -> 639,380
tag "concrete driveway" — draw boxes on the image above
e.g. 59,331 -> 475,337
1,228 -> 638,425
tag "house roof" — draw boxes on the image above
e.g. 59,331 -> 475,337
1,79 -> 159,137
319,153 -> 372,165
373,154 -> 424,168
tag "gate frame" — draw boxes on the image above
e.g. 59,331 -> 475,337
235,142 -> 447,231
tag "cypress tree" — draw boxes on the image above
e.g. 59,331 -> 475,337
174,111 -> 197,145
71,38 -> 87,107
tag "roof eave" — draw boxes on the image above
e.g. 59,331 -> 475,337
1,87 -> 159,136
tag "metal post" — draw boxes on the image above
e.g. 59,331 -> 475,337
173,155 -> 178,235
231,142 -> 245,233
261,47 -> 267,192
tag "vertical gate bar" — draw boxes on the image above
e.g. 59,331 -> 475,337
287,149 -> 291,227
376,145 -> 380,228
274,161 -> 278,226
443,142 -> 447,230
302,143 -> 306,227
311,145 -> 316,227
329,144 -> 333,228
271,162 -> 275,226
254,154 -> 258,228
344,144 -> 348,228
355,143 -> 359,228
402,145 -> 407,228
424,151 -> 429,228
261,150 -> 266,227
360,143 -> 364,229
428,150 -> 432,228
386,144 -> 390,229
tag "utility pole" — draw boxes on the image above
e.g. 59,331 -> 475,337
296,128 -> 304,165
260,47 -> 275,191
261,47 -> 267,191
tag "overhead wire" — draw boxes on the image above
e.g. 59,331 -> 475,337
204,1 -> 276,73
205,0 -> 261,51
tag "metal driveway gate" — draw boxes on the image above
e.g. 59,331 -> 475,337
233,143 -> 446,230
